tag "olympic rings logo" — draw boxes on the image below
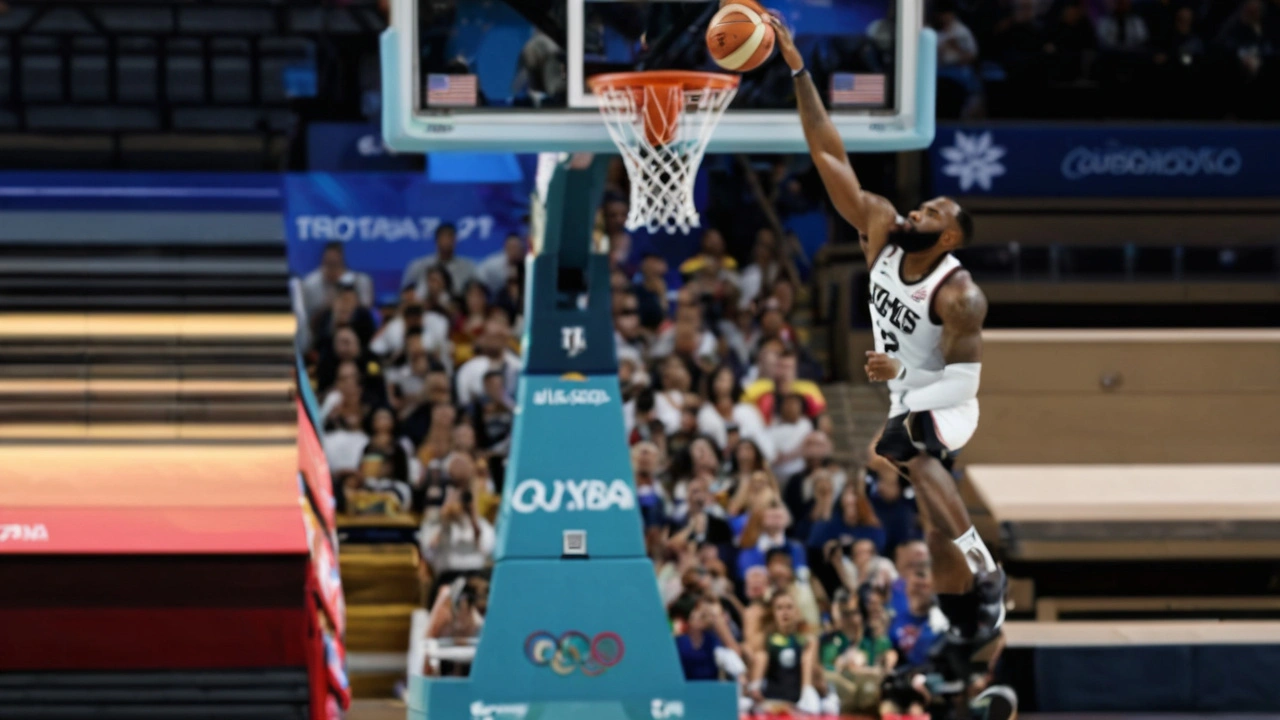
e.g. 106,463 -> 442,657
524,631 -> 625,676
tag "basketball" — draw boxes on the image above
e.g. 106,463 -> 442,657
705,1 -> 776,73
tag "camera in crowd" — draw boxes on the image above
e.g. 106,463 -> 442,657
880,633 -> 1017,720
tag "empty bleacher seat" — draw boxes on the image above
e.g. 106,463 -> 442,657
165,38 -> 205,104
0,38 -> 10,105
21,36 -> 64,104
259,37 -> 315,105
172,107 -> 261,132
31,8 -> 96,35
27,106 -> 160,132
178,7 -> 274,36
71,37 -> 110,103
117,38 -> 159,104
97,5 -> 175,35
211,38 -> 253,105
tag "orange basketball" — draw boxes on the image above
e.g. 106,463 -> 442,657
705,2 -> 776,73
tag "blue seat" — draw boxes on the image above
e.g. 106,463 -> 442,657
211,38 -> 253,105
20,36 -> 64,104
71,36 -> 110,103
166,38 -> 205,104
117,37 -> 159,104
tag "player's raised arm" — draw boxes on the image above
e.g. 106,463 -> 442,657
769,14 -> 895,259
901,271 -> 987,412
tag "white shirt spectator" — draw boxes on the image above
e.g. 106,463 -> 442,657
937,18 -> 979,66
476,252 -> 514,295
322,428 -> 368,474
421,517 -> 496,573
769,416 -> 814,478
369,312 -> 452,362
404,254 -> 478,297
738,262 -> 779,310
454,350 -> 522,406
697,402 -> 776,460
300,268 -> 374,319
1096,13 -> 1149,51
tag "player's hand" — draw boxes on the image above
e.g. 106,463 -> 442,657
864,351 -> 902,382
766,13 -> 803,72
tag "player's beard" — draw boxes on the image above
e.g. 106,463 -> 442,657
887,227 -> 943,253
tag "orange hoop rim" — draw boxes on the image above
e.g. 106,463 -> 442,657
587,70 -> 740,93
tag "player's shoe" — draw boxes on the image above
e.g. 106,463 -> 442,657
937,564 -> 1007,649
971,685 -> 1018,720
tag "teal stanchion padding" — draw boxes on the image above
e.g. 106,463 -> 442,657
409,154 -> 738,720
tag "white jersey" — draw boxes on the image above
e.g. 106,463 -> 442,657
869,245 -> 979,438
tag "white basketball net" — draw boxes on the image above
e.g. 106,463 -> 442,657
593,77 -> 738,235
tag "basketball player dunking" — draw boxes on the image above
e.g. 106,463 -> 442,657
771,18 -> 1007,654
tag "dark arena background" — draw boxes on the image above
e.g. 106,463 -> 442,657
0,1 -> 1277,720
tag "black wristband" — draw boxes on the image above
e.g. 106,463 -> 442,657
791,67 -> 808,79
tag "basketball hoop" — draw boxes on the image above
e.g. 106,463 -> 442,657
588,71 -> 739,235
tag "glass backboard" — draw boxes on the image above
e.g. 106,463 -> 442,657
382,0 -> 935,153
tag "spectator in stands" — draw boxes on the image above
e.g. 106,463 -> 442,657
614,291 -> 650,359
726,469 -> 781,535
1096,0 -> 1151,51
420,265 -> 458,317
699,365 -> 773,461
469,370 -> 515,458
421,486 -> 495,585
1215,0 -> 1278,116
737,504 -> 808,582
371,295 -> 452,369
1044,0 -> 1098,82
866,449 -> 921,557
423,577 -> 485,676
405,223 -> 477,296
359,406 -> 415,490
739,228 -> 783,312
745,349 -> 827,423
454,318 -> 520,406
676,595 -> 747,682
821,589 -> 894,715
669,475 -> 734,547
476,234 -> 525,295
933,0 -> 985,117
301,243 -> 374,320
746,590 -> 820,713
809,473 -> 887,558
767,394 -> 814,478
633,253 -> 671,330
312,277 -> 378,351
601,196 -> 635,273
888,565 -> 942,667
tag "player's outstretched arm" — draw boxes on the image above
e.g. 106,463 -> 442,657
901,271 -> 987,412
770,15 -> 895,254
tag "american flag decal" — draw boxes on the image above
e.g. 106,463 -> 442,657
830,72 -> 886,106
426,73 -> 478,108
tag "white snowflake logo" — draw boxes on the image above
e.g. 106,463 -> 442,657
940,131 -> 1006,192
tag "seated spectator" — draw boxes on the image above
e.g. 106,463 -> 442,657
476,234 -> 525,295
423,577 -> 486,676
632,441 -> 673,525
404,223 -> 477,297
821,589 -> 895,715
935,0 -> 984,117
633,253 -> 671,331
670,476 -> 734,547
740,565 -> 772,649
419,265 -> 458,318
358,406 -> 416,489
888,540 -> 931,620
301,243 -> 374,320
743,349 -> 827,423
468,370 -> 515,458
385,339 -> 431,412
866,449 -> 922,558
737,499 -> 808,581
738,228 -> 783,312
1045,0 -> 1098,82
420,487 -> 495,584
809,474 -> 888,559
726,469 -> 780,534
764,546 -> 823,631
312,277 -> 378,351
451,281 -> 493,367
888,565 -> 944,667
848,538 -> 898,592
1097,0 -> 1151,51
767,394 -> 815,478
676,595 -> 746,682
782,431 -> 839,533
415,405 -> 458,510
454,318 -> 520,407
720,439 -> 773,507
746,591 -> 830,714
699,365 -> 774,460
370,295 -> 451,369
614,291 -> 650,360
789,466 -> 835,547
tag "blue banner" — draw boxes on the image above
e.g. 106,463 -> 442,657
0,172 -> 281,212
283,172 -> 530,296
307,123 -> 424,172
930,124 -> 1280,198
